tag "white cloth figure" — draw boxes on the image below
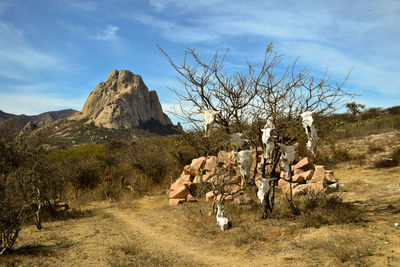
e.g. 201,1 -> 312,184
264,118 -> 275,129
278,143 -> 299,173
261,128 -> 275,164
200,110 -> 220,137
216,203 -> 229,231
235,150 -> 253,187
257,178 -> 270,204
300,111 -> 318,156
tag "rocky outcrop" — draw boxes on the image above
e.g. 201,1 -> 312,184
74,69 -> 174,129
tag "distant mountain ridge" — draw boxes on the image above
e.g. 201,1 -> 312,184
0,109 -> 78,123
0,109 -> 78,135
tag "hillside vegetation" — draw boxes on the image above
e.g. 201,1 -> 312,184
1,105 -> 400,266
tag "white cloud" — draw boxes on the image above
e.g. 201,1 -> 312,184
92,24 -> 120,41
0,21 -> 73,81
137,0 -> 400,98
0,92 -> 85,115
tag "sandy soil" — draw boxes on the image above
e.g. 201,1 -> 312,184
2,165 -> 400,266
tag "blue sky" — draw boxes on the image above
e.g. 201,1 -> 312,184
0,0 -> 399,124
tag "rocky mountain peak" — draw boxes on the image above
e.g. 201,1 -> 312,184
75,69 -> 174,130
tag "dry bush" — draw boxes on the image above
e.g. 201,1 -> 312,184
367,143 -> 385,153
293,231 -> 376,265
373,146 -> 400,168
109,240 -> 176,266
270,192 -> 362,229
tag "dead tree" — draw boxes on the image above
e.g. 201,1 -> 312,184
160,42 -> 354,217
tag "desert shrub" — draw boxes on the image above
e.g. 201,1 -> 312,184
373,146 -> 400,168
271,192 -> 362,228
128,138 -> 174,184
50,144 -> 106,194
0,180 -> 32,255
367,143 -> 385,153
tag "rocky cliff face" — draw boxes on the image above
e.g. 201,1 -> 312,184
76,69 -> 173,129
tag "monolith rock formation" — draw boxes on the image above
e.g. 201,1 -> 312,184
73,69 -> 177,133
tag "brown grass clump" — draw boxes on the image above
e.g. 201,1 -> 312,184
373,146 -> 400,168
292,231 -> 376,266
269,192 -> 363,229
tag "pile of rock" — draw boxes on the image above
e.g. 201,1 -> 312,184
278,157 -> 338,196
168,150 -> 338,205
169,150 -> 245,205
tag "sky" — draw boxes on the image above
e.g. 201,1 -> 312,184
0,0 -> 399,124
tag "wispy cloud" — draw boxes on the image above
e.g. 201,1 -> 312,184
92,24 -> 120,41
0,21 -> 74,81
0,92 -> 85,115
141,0 -> 400,101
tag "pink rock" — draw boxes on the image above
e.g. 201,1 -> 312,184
325,170 -> 337,183
293,170 -> 314,183
292,173 -> 305,184
310,165 -> 326,182
278,178 -> 290,188
224,195 -> 234,203
302,170 -> 314,181
169,198 -> 185,205
183,165 -> 191,175
206,191 -> 215,202
309,181 -> 327,192
218,151 -> 234,165
204,156 -> 218,171
226,184 -> 241,194
170,180 -> 184,191
187,194 -> 197,202
180,174 -> 192,183
281,183 -> 299,194
169,185 -> 189,199
202,172 -> 215,182
184,157 -> 206,176
292,184 -> 310,196
293,169 -> 303,175
294,157 -> 314,171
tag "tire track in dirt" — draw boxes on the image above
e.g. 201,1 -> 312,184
105,206 -> 247,266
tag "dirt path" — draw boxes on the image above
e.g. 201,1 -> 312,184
3,166 -> 400,266
106,204 -> 243,266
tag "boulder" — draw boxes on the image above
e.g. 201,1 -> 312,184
184,157 -> 206,176
218,150 -> 234,165
309,181 -> 327,192
281,183 -> 299,194
202,172 -> 215,182
169,185 -> 190,199
179,174 -> 192,184
310,165 -> 326,183
292,173 -> 305,184
325,170 -> 337,183
206,191 -> 215,202
292,184 -> 310,196
293,168 -> 303,175
234,194 -> 252,205
302,170 -> 314,181
278,178 -> 290,187
294,157 -> 314,171
224,195 -> 234,203
293,170 -> 314,183
204,156 -> 218,171
187,194 -> 197,202
169,198 -> 186,205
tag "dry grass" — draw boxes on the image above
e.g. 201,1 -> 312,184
291,230 -> 377,266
